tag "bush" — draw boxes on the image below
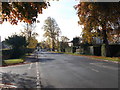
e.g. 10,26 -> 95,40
25,48 -> 35,53
2,49 -> 13,60
72,47 -> 76,53
3,35 -> 28,59
109,44 -> 120,57
2,48 -> 26,59
10,48 -> 27,59
93,45 -> 101,56
2,60 -> 7,66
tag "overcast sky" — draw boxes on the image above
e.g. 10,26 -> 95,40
0,0 -> 82,42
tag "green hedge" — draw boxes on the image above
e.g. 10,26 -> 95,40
2,49 -> 13,60
10,48 -> 26,59
2,48 -> 27,60
25,48 -> 35,53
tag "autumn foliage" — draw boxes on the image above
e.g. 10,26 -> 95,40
1,2 -> 50,24
75,2 -> 120,44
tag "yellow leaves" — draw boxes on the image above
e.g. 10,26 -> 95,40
83,34 -> 92,43
81,2 -> 89,8
76,2 -> 120,44
88,4 -> 93,10
81,2 -> 85,7
83,22 -> 87,27
107,32 -> 112,41
82,27 -> 93,43
78,21 -> 82,25
79,16 -> 85,23
91,21 -> 98,27
27,37 -> 38,49
2,2 -> 48,24
23,18 -> 32,24
88,3 -> 97,11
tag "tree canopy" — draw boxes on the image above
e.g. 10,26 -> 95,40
5,34 -> 27,48
20,23 -> 38,48
75,2 -> 120,44
1,2 -> 50,24
42,17 -> 61,51
60,36 -> 69,52
27,37 -> 38,48
20,23 -> 38,39
4,34 -> 28,58
75,2 -> 120,56
61,36 -> 69,42
72,37 -> 80,46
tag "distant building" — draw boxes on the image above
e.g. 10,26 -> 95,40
92,37 -> 102,45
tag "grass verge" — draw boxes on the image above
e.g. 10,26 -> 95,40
4,59 -> 24,65
90,56 -> 120,62
52,51 -> 120,62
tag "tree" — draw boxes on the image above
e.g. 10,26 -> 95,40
72,37 -> 80,46
61,36 -> 69,43
45,38 -> 52,49
60,36 -> 69,52
42,17 -> 61,51
0,2 -> 50,24
5,34 -> 27,58
75,2 -> 120,56
27,37 -> 38,49
39,41 -> 50,50
20,23 -> 38,48
20,23 -> 38,40
5,35 -> 27,48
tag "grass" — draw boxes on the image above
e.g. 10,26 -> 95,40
4,59 -> 24,65
52,51 -> 120,62
90,56 -> 120,62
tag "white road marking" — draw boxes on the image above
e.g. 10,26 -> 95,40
36,62 -> 41,88
89,63 -> 117,70
28,63 -> 33,69
0,84 -> 17,88
91,68 -> 99,72
89,63 -> 95,65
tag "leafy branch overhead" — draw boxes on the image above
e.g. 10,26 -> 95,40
75,2 -> 120,43
1,2 -> 50,24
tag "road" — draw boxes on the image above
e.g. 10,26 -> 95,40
0,51 -> 119,88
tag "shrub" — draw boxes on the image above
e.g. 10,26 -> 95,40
25,48 -> 35,53
2,49 -> 13,60
3,35 -> 28,59
10,48 -> 26,59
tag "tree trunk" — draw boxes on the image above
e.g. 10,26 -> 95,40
52,38 -> 55,51
101,28 -> 111,57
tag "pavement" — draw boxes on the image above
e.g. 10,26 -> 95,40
0,51 -> 119,89
0,53 -> 39,88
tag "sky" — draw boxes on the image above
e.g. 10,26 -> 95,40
0,0 -> 82,42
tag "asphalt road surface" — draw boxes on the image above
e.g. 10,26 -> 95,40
38,52 -> 118,88
0,51 -> 119,88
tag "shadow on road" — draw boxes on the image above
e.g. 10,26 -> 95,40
2,72 -> 37,88
25,52 -> 57,63
42,85 -> 55,88
42,52 -> 64,55
38,58 -> 55,63
25,54 -> 38,63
